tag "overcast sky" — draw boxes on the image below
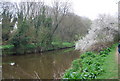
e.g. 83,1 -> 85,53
71,0 -> 118,20
1,0 -> 119,20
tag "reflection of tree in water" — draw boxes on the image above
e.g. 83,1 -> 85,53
9,64 -> 35,79
3,48 -> 79,79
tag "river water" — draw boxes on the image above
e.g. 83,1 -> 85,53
2,48 -> 80,79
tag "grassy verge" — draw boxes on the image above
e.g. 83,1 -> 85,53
62,44 -> 118,79
1,42 -> 74,49
1,42 -> 74,55
96,44 -> 118,79
118,60 -> 120,79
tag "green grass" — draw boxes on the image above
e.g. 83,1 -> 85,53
62,42 -> 74,47
1,42 -> 74,50
52,42 -> 74,48
0,45 -> 14,49
96,45 -> 118,79
62,44 -> 118,79
119,64 -> 120,79
2,42 -> 74,55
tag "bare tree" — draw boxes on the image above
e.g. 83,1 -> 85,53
1,2 -> 18,42
47,0 -> 72,41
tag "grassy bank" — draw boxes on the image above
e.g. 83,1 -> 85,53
63,44 -> 118,79
1,42 -> 74,55
96,44 -> 118,79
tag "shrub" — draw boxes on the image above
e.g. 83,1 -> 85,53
63,46 -> 112,79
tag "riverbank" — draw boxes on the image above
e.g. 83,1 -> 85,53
1,42 -> 75,56
62,43 -> 118,79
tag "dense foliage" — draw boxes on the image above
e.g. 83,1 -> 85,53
63,44 -> 116,79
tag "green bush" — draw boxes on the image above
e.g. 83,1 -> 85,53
63,46 -> 113,79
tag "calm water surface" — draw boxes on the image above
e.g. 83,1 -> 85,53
3,48 -> 80,79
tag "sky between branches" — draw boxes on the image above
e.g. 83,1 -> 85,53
1,0 -> 119,20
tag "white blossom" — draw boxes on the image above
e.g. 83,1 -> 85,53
75,14 -> 118,51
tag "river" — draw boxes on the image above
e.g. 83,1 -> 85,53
2,48 -> 80,79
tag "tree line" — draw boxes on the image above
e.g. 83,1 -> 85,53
1,1 -> 91,54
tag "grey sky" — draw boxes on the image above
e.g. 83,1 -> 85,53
71,0 -> 118,20
1,0 -> 119,20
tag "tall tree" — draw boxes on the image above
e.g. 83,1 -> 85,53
49,0 -> 71,41
1,2 -> 17,42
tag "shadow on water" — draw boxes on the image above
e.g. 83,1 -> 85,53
2,48 -> 80,79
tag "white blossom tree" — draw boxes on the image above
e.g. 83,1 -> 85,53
75,14 -> 118,51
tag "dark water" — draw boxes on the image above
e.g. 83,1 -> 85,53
2,48 -> 80,79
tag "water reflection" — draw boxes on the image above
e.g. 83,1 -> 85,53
3,48 -> 80,79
